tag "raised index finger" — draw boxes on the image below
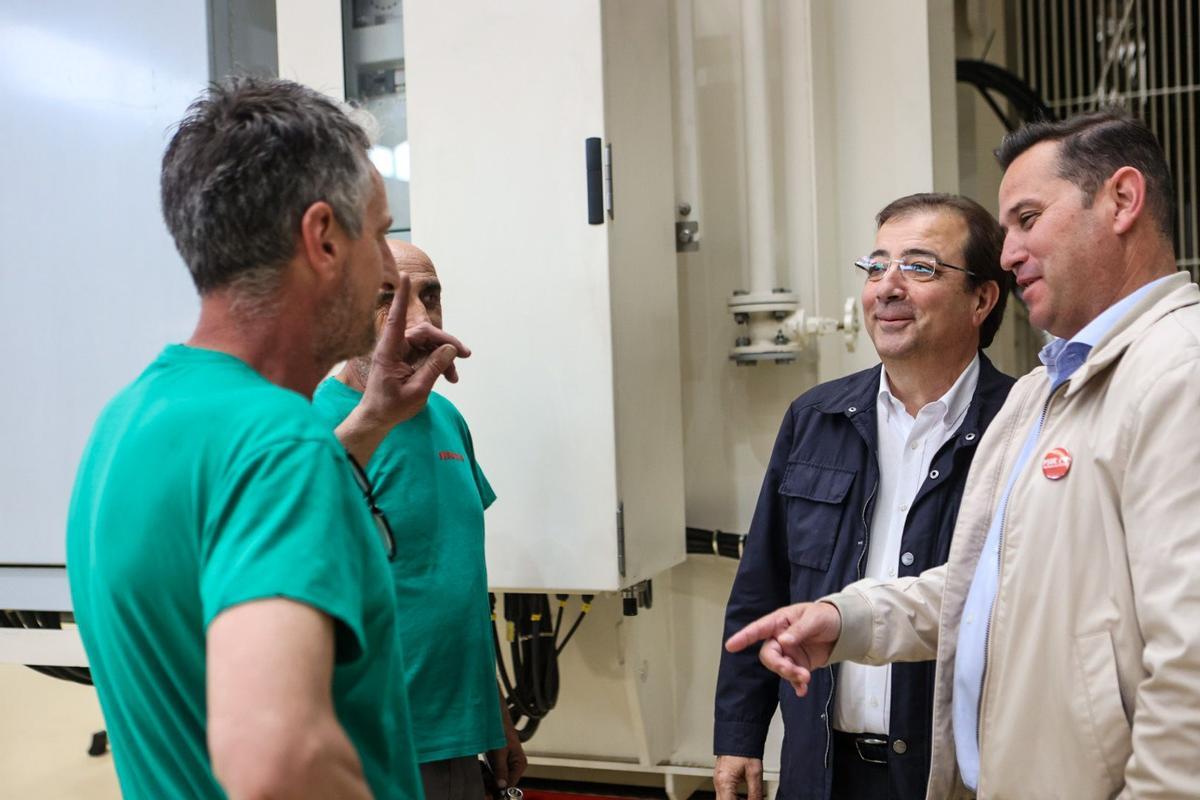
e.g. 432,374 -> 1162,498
375,272 -> 412,360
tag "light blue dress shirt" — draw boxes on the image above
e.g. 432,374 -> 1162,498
951,275 -> 1173,791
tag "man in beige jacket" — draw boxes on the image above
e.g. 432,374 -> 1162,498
727,111 -> 1200,799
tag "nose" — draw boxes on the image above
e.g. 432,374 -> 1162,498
1000,233 -> 1025,273
873,262 -> 908,300
406,286 -> 430,327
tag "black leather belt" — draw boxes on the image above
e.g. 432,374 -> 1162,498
833,730 -> 889,765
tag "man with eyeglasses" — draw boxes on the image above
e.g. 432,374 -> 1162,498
714,193 -> 1014,800
314,240 -> 527,800
66,77 -> 466,799
728,112 -> 1200,798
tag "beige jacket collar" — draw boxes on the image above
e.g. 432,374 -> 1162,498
1064,272 -> 1198,398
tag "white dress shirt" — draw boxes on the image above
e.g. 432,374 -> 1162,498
832,354 -> 980,734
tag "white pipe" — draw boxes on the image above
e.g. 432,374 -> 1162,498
670,0 -> 702,226
779,0 -> 821,312
739,0 -> 777,294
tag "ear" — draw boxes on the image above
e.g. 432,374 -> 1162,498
297,201 -> 343,283
1106,166 -> 1146,236
973,279 -> 1000,327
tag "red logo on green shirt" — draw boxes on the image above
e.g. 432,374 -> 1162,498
439,451 -> 465,462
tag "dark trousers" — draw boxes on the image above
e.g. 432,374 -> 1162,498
419,755 -> 486,800
831,731 -> 890,800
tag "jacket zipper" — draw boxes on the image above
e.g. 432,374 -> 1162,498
825,476 -> 879,768
857,478 -> 878,581
976,390 -> 1057,751
823,667 -> 836,769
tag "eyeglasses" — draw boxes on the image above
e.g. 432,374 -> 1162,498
854,256 -> 975,282
345,452 -> 396,561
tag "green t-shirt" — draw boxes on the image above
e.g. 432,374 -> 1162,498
313,378 -> 505,763
66,345 -> 423,800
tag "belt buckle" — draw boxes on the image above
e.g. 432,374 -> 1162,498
855,736 -> 888,765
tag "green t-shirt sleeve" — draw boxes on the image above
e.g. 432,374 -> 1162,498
458,416 -> 496,510
200,437 -> 372,663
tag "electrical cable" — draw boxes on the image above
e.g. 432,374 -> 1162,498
0,609 -> 93,685
555,595 -> 592,655
491,591 -> 591,743
552,593 -> 567,646
955,58 -> 1056,132
685,526 -> 747,559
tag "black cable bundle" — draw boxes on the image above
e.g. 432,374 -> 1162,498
685,526 -> 747,559
0,609 -> 93,685
491,592 -> 592,743
955,58 -> 1055,132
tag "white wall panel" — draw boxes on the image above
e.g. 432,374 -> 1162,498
0,3 -> 209,569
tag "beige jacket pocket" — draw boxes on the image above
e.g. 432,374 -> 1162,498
1072,630 -> 1133,784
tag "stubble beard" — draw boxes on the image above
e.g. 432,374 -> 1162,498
313,271 -> 377,368
350,354 -> 372,387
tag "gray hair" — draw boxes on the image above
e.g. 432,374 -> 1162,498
160,76 -> 375,297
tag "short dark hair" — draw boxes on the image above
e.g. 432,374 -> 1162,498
875,193 -> 1012,349
995,110 -> 1176,245
160,76 -> 373,295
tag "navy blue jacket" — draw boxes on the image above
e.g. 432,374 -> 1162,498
714,354 -> 1014,800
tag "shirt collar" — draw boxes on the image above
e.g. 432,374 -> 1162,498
878,352 -> 980,428
1038,273 -> 1174,382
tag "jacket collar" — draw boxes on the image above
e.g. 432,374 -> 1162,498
812,364 -> 883,420
814,352 -> 1012,444
1063,272 -> 1199,398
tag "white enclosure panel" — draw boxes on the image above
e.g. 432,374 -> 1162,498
405,0 -> 623,591
276,0 -> 345,99
0,3 -> 208,568
601,1 -> 687,584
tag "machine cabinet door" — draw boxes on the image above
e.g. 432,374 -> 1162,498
405,0 -> 684,592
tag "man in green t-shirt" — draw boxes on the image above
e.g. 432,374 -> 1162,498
67,77 -> 467,800
314,241 -> 526,800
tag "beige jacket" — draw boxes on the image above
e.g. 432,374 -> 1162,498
826,273 -> 1200,799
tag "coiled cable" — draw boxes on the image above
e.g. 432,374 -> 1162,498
491,592 -> 592,742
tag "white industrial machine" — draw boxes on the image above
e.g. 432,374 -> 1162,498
0,1 -> 213,669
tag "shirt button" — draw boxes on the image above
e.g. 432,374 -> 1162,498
929,469 -> 940,479
893,739 -> 908,755
870,697 -> 879,708
899,503 -> 908,513
910,442 -> 919,450
901,552 -> 914,566
888,568 -> 896,577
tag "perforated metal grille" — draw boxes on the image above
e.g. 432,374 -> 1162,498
1012,0 -> 1198,276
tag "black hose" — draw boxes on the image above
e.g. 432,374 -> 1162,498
555,594 -> 593,654
493,592 -> 590,743
0,609 -> 94,685
686,526 -> 747,559
955,58 -> 1056,132
552,594 -> 567,649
